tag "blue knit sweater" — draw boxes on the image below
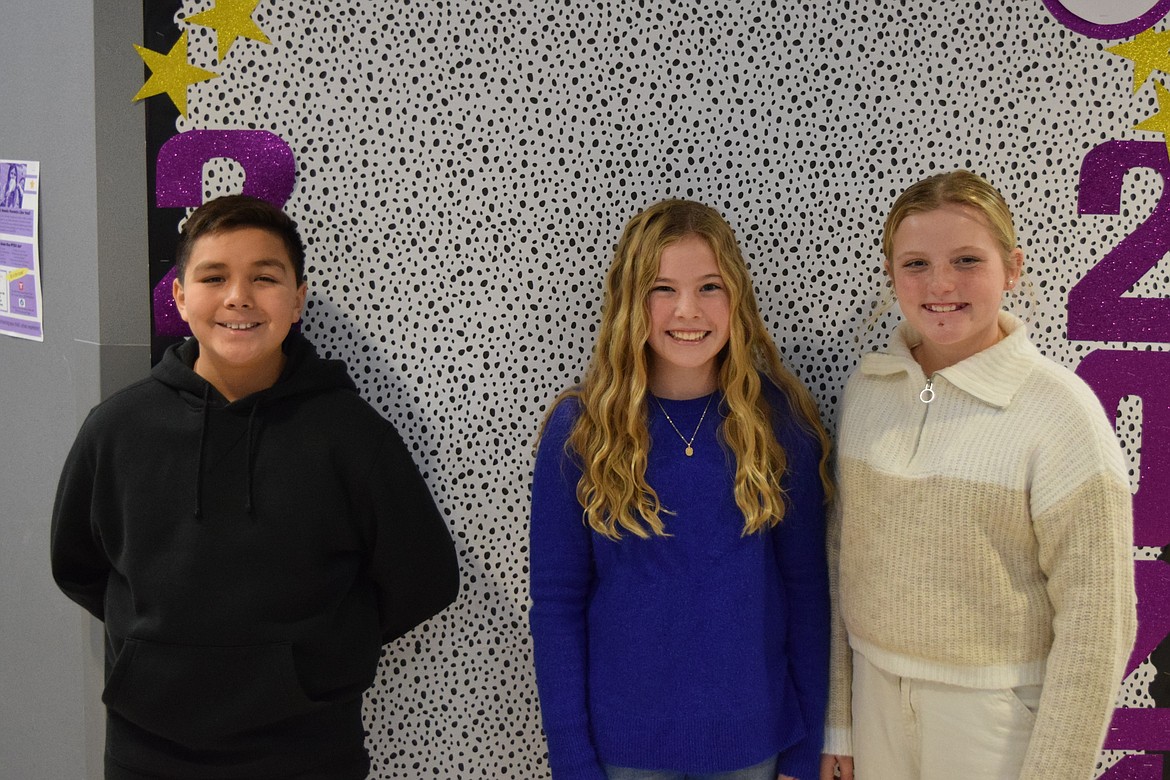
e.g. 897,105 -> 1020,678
529,386 -> 829,780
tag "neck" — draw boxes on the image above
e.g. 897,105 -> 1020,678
194,353 -> 286,402
648,365 -> 719,400
911,326 -> 1007,376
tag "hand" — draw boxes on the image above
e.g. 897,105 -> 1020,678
820,754 -> 854,780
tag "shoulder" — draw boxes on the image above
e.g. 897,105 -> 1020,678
1012,351 -> 1129,482
286,389 -> 403,454
77,375 -> 173,437
759,375 -> 820,457
1019,352 -> 1105,416
540,393 -> 582,446
533,392 -> 583,483
842,359 -> 901,402
1009,351 -> 1117,447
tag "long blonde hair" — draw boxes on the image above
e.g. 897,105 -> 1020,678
546,199 -> 832,540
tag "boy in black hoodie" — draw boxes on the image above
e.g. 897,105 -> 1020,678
51,195 -> 459,779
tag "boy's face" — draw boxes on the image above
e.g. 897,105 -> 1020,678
173,227 -> 306,391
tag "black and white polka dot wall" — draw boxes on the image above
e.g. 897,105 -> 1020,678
161,1 -> 1170,776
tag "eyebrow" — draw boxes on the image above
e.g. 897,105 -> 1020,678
896,245 -> 988,256
190,258 -> 290,273
654,273 -> 724,282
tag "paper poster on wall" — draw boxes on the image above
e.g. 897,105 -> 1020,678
0,159 -> 42,342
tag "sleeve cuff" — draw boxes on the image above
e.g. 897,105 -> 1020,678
822,726 -> 852,757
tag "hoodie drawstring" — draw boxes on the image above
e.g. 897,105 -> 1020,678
244,401 -> 260,516
194,384 -> 210,520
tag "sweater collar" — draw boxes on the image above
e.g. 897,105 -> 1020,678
860,312 -> 1038,409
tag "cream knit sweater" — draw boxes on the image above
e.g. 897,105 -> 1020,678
825,313 -> 1136,780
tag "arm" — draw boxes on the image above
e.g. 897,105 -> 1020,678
821,492 -> 853,772
772,422 -> 831,780
50,421 -> 109,620
1018,402 -> 1136,780
366,424 -> 459,644
528,404 -> 607,780
820,380 -> 855,773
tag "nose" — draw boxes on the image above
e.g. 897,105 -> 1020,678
927,265 -> 956,295
224,279 -> 253,308
675,290 -> 701,317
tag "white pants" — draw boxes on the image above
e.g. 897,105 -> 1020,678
851,651 -> 1041,780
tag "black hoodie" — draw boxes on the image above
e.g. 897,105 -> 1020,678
51,333 -> 459,779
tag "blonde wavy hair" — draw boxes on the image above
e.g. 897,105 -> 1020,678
545,199 -> 832,540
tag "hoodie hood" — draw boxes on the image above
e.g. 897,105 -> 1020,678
151,331 -> 358,518
152,330 -> 357,407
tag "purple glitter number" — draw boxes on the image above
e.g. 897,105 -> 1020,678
155,129 -> 295,208
1073,140 -> 1170,342
1042,0 -> 1170,40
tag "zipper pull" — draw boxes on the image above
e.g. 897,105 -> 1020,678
919,376 -> 935,404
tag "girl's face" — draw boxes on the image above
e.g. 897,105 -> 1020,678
888,203 -> 1023,372
645,234 -> 730,398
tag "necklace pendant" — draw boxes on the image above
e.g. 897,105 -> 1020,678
685,445 -> 694,457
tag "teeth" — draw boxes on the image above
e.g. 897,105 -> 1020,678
925,304 -> 960,313
223,322 -> 258,330
669,331 -> 707,342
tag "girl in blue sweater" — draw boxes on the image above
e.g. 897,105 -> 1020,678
529,199 -> 832,780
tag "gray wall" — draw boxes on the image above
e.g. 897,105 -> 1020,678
0,2 -> 147,777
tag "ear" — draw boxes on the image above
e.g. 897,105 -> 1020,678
293,282 -> 307,322
1006,248 -> 1025,290
172,276 -> 190,322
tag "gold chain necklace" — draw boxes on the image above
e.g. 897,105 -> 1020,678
653,392 -> 716,457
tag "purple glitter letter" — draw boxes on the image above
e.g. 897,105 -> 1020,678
155,129 -> 295,208
152,130 -> 296,336
1042,0 -> 1170,40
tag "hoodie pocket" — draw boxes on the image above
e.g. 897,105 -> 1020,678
102,637 -> 320,749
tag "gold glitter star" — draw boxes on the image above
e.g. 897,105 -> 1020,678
1107,27 -> 1170,93
1135,81 -> 1170,158
132,32 -> 218,116
185,0 -> 272,61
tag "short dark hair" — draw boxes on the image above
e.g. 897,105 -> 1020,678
174,195 -> 306,284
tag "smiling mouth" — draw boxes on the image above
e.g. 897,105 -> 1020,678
220,322 -> 260,330
668,330 -> 709,342
923,303 -> 965,313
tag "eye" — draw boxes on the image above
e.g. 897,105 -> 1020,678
700,282 -> 723,292
901,259 -> 927,270
199,275 -> 225,284
255,275 -> 279,283
956,255 -> 982,266
650,284 -> 674,294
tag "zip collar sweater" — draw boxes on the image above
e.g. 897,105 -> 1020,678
826,313 -> 1136,780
